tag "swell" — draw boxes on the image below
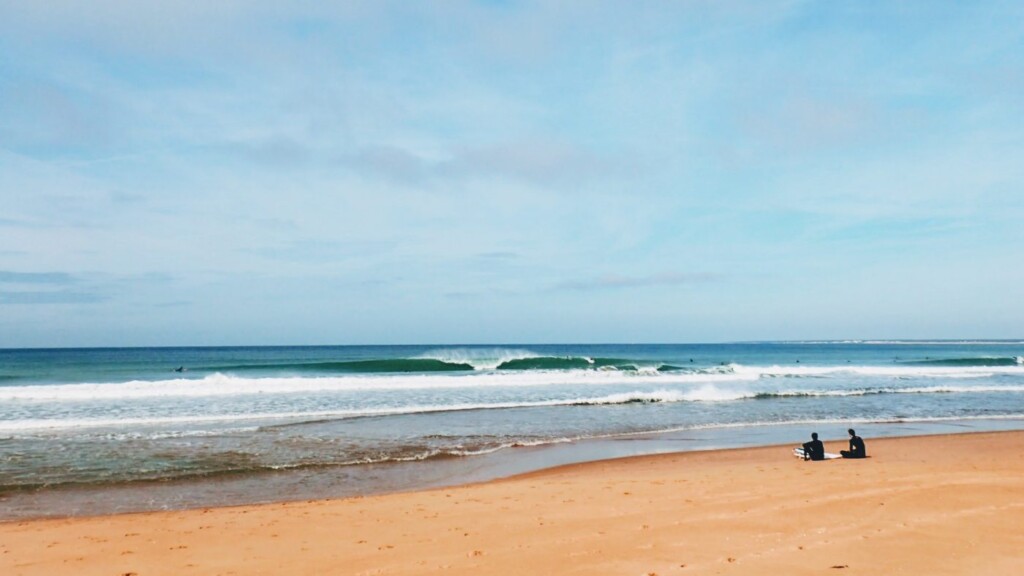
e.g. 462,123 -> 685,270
900,356 -> 1024,367
9,356 -> 1020,393
196,359 -> 476,373
5,357 -> 1024,402
209,355 -> 674,373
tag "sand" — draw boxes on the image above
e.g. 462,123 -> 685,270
3,430 -> 1023,575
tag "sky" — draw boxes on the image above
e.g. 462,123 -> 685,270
1,1 -> 1022,347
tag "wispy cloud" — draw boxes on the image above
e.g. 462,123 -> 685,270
0,271 -> 77,284
0,290 -> 106,304
0,271 -> 178,306
554,272 -> 722,292
448,139 -> 621,186
342,146 -> 431,185
0,271 -> 100,305
0,76 -> 118,155
0,217 -> 38,228
216,136 -> 312,168
476,251 -> 519,260
243,239 -> 398,263
341,138 -> 619,188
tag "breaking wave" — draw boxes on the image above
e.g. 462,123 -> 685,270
4,357 -> 1023,402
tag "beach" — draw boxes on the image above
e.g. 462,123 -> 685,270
6,2 -> 1023,573
3,430 -> 1022,575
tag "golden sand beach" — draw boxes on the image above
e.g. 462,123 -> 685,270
3,431 -> 1023,575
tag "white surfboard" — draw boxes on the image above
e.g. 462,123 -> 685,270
793,447 -> 841,460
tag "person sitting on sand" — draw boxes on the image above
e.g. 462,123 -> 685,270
840,428 -> 866,459
802,432 -> 825,461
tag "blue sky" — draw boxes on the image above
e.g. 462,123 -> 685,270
1,1 -> 1022,347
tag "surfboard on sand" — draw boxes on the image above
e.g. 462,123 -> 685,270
793,447 -> 841,460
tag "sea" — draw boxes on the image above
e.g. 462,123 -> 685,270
2,341 -> 1023,519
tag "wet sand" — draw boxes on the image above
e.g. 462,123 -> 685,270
3,431 -> 1023,575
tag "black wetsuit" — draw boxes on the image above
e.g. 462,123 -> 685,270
802,439 -> 824,461
841,435 -> 866,459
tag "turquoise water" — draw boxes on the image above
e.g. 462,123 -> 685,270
1,341 -> 1023,517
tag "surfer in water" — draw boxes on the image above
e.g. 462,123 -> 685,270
801,432 -> 825,461
840,428 -> 866,459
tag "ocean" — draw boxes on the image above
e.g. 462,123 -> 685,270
2,341 -> 1023,519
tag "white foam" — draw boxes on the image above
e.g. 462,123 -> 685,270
768,384 -> 1024,398
0,369 -> 761,401
732,363 -> 1022,379
582,386 -> 752,404
0,386 -> 761,433
417,347 -> 540,370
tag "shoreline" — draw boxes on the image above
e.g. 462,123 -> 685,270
4,430 -> 1023,575
3,416 -> 1023,521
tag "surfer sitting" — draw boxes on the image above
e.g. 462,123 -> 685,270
801,432 -> 825,461
840,428 -> 866,459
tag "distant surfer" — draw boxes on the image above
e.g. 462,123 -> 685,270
801,432 -> 825,461
840,428 -> 866,459
174,366 -> 187,373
